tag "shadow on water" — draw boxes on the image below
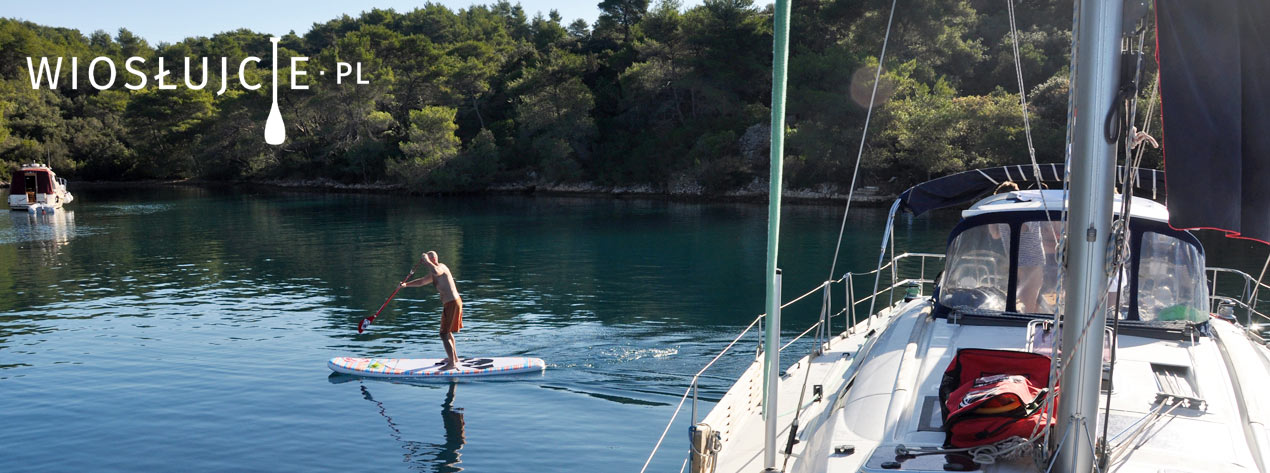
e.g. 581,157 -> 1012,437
336,375 -> 467,473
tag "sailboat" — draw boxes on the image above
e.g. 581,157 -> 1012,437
642,0 -> 1270,472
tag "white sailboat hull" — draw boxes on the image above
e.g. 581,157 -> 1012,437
700,297 -> 1270,472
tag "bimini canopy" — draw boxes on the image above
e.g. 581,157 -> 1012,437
896,165 -> 1164,217
1156,0 -> 1270,244
10,168 -> 54,195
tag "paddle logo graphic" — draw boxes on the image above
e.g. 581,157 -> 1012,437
23,36 -> 369,145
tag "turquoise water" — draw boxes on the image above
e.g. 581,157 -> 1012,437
0,186 -> 1262,472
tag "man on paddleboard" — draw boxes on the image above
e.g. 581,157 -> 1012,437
402,251 -> 463,370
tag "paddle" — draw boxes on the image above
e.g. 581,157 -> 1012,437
358,255 -> 427,333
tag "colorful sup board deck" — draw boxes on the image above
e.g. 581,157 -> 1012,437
328,356 -> 546,378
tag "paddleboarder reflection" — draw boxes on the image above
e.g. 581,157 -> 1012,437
357,381 -> 466,472
437,382 -> 466,472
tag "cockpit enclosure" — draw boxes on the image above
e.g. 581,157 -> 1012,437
933,203 -> 1209,328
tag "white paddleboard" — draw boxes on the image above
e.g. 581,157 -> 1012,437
328,356 -> 545,378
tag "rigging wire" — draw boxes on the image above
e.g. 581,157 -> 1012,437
891,4 -> 1083,465
1007,0 -> 1042,181
1040,0 -> 1083,455
825,0 -> 900,281
1016,13 -> 1157,466
1005,0 -> 1064,300
787,0 -> 901,466
1003,0 -> 1075,457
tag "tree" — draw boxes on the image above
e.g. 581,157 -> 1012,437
0,98 -> 9,146
123,87 -> 214,178
598,0 -> 651,40
390,106 -> 461,186
510,48 -> 597,181
116,28 -> 150,58
0,0 -> 1106,193
871,87 -> 1028,188
567,19 -> 590,39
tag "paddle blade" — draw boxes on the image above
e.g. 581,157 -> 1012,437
358,318 -> 370,334
265,104 -> 285,145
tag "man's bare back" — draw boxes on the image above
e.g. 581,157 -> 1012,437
402,251 -> 463,370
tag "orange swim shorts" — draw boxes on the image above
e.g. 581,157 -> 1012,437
442,301 -> 463,333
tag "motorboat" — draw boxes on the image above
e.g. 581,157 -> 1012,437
8,163 -> 73,212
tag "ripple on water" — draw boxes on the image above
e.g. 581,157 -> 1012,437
93,203 -> 174,216
0,191 -> 926,472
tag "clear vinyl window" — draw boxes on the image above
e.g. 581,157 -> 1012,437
939,223 -> 1011,312
1136,232 -> 1208,321
1015,221 -> 1063,314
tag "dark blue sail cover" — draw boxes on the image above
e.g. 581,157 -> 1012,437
1156,0 -> 1270,244
897,165 -> 1163,216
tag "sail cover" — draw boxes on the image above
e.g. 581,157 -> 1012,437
1156,0 -> 1270,243
897,165 -> 1163,216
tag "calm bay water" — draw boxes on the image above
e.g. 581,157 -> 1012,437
0,186 -> 1262,472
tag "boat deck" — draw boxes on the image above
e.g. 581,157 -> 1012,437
703,298 -> 1270,472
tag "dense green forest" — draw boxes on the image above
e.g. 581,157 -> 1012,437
0,0 -> 1160,194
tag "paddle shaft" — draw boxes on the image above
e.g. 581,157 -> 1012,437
359,256 -> 427,333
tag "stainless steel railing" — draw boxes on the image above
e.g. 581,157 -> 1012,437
1207,266 -> 1270,339
639,251 -> 945,472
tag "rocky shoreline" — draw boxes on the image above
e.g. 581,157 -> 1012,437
59,177 -> 897,206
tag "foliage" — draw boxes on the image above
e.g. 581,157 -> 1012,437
0,1 -> 1144,193
390,106 -> 461,186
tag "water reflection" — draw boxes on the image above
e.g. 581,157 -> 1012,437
437,383 -> 466,472
2,210 -> 79,268
351,380 -> 466,472
4,210 -> 76,243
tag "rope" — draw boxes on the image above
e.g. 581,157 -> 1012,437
642,272 -> 864,471
894,436 -> 1035,466
789,0 -> 916,436
1044,418 -> 1075,472
687,428 -> 722,473
1108,399 -> 1183,467
1028,12 -> 1157,465
1097,25 -> 1149,458
1006,0 -> 1064,281
780,281 -> 830,311
1006,1 -> 1070,456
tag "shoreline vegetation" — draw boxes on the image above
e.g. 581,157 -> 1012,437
50,178 -> 895,206
0,0 -> 1161,198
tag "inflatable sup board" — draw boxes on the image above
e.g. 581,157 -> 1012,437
328,356 -> 545,378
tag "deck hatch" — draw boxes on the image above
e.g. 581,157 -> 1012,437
916,396 -> 942,432
1151,363 -> 1199,399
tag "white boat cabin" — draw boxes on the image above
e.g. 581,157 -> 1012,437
939,189 -> 1207,324
8,163 -> 73,211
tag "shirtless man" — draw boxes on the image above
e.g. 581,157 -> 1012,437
402,251 -> 463,370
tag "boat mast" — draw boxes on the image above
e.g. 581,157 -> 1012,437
763,0 -> 793,468
1054,0 -> 1123,471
